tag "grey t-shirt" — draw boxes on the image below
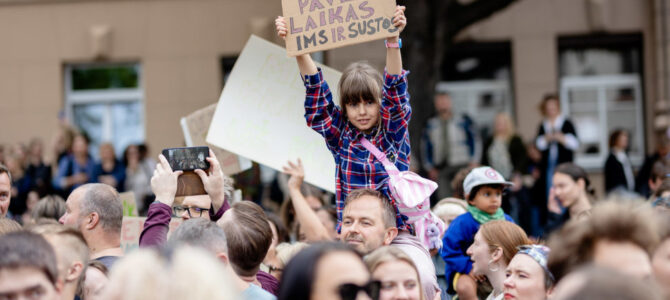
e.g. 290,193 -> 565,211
241,284 -> 276,300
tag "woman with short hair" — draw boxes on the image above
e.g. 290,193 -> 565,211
503,245 -> 554,300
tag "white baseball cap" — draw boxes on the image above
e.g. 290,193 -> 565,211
463,166 -> 513,196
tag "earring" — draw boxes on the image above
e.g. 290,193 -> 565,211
488,259 -> 500,272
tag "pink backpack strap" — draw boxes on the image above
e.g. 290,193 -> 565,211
359,138 -> 399,174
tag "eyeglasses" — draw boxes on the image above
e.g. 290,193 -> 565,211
172,206 -> 210,218
338,280 -> 380,300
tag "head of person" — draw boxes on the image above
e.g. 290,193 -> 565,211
494,112 -> 516,138
365,246 -> 423,300
0,217 -> 22,235
657,130 -> 670,156
82,260 -> 108,300
551,265 -> 663,300
269,242 -> 309,280
72,134 -> 89,157
168,218 -> 228,262
539,93 -> 560,119
103,246 -> 236,300
450,166 -> 475,200
339,62 -> 383,133
652,178 -> 670,212
432,198 -> 467,227
463,167 -> 513,215
98,143 -> 116,163
59,184 -> 123,244
122,144 -> 139,166
433,92 -> 452,118
217,201 -> 273,277
652,213 -> 670,297
31,225 -> 89,297
467,220 -> 530,277
341,189 -> 398,255
552,163 -> 593,208
609,129 -> 629,151
0,231 -> 61,300
0,163 -> 11,217
278,242 -> 375,300
649,160 -> 670,193
29,138 -> 44,160
503,245 -> 554,300
32,195 -> 67,222
547,199 -> 659,281
173,195 -> 212,221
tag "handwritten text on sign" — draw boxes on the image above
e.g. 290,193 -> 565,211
282,0 -> 398,56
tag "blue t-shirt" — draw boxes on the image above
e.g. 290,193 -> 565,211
241,284 -> 276,300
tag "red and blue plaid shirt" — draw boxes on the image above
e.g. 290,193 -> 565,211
303,68 -> 412,232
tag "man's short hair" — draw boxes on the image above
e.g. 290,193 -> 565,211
79,184 -> 123,233
554,265 -> 663,300
547,199 -> 659,281
31,224 -> 89,268
344,189 -> 396,229
0,163 -> 11,183
220,201 -> 272,277
169,218 -> 228,255
0,231 -> 59,285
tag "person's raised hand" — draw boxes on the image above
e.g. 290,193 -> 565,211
151,154 -> 182,206
283,159 -> 304,191
275,16 -> 288,39
392,5 -> 407,33
194,149 -> 225,203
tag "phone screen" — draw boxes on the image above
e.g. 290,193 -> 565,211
162,147 -> 210,171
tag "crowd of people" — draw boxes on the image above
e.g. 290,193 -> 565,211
1,6 -> 670,300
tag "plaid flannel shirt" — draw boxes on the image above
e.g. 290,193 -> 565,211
303,68 -> 412,232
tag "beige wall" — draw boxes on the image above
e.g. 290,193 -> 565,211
0,0 -> 282,157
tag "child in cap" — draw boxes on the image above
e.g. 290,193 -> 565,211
275,7 -> 412,233
439,166 -> 514,299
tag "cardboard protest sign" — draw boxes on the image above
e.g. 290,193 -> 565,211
180,104 -> 252,175
119,191 -> 138,217
282,0 -> 398,56
120,216 -> 183,252
207,35 -> 339,192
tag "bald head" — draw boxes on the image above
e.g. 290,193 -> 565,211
60,184 -> 123,235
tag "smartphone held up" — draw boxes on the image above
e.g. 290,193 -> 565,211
161,146 -> 210,197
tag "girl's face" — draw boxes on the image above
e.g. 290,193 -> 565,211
466,231 -> 494,276
552,173 -> 583,208
346,99 -> 380,133
503,255 -> 548,300
372,260 -> 421,300
468,186 -> 503,215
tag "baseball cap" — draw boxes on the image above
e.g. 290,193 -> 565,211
462,166 -> 513,196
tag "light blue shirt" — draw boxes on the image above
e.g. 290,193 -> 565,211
241,284 -> 276,300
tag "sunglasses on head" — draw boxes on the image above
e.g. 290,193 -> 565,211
338,280 -> 381,300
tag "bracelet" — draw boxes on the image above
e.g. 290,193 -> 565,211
385,38 -> 402,49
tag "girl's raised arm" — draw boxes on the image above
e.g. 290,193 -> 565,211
276,16 -> 318,76
386,6 -> 406,75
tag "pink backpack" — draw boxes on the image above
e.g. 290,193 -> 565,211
360,138 -> 447,250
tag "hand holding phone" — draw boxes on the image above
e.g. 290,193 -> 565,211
151,154 -> 183,206
161,146 -> 211,171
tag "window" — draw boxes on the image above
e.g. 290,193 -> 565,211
65,63 -> 144,160
558,34 -> 645,169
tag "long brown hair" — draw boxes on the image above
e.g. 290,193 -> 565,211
479,220 -> 531,265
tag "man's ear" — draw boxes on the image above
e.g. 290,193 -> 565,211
85,212 -> 100,230
216,252 -> 229,266
383,227 -> 398,245
65,261 -> 84,283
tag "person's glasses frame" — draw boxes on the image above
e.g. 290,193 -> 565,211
338,280 -> 381,300
172,205 -> 210,218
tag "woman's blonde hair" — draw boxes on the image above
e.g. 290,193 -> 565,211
339,62 -> 383,120
494,112 -> 516,140
103,246 -> 238,300
364,246 -> 425,300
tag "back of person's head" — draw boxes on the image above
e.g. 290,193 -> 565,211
548,199 -> 659,281
104,246 -> 237,300
0,217 -> 22,235
450,166 -> 474,200
275,242 -> 309,268
31,225 -> 89,293
80,183 -> 123,234
169,218 -> 227,255
432,198 -> 467,225
554,163 -> 595,196
479,220 -> 531,265
344,188 -> 396,229
278,242 -> 362,300
219,201 -> 272,277
339,61 -> 383,118
32,195 -> 66,222
0,231 -> 59,286
552,265 -> 663,300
